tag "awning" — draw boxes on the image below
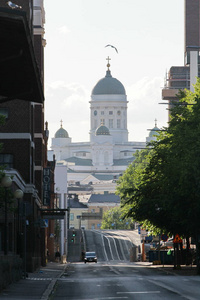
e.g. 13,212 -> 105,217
41,209 -> 68,220
0,8 -> 44,103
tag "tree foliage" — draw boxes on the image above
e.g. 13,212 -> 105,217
116,79 -> 200,240
101,206 -> 133,230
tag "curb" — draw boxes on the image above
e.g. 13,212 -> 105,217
40,263 -> 68,300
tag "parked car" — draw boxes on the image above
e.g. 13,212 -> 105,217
84,251 -> 97,263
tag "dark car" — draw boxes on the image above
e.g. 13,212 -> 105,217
84,251 -> 97,263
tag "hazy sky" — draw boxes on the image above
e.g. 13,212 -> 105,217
44,0 -> 184,146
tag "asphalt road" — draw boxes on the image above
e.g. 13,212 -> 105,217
51,261 -> 200,299
84,229 -> 141,262
51,230 -> 200,300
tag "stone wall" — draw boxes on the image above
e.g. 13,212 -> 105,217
0,255 -> 23,292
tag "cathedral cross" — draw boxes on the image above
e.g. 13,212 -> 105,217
106,56 -> 111,70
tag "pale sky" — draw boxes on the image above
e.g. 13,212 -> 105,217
44,0 -> 184,147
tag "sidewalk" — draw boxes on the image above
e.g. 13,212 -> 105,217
133,261 -> 198,276
136,261 -> 198,276
153,264 -> 198,276
0,262 -> 67,300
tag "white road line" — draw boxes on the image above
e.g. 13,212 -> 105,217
106,233 -> 121,261
118,237 -> 127,261
117,291 -> 161,294
94,229 -> 117,261
148,279 -> 196,300
93,230 -> 109,261
106,235 -> 114,260
93,298 -> 128,300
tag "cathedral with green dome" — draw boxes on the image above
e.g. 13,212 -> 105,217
50,59 -> 158,185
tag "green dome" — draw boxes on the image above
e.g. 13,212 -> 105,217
55,127 -> 69,138
95,124 -> 110,136
149,126 -> 160,138
92,70 -> 126,95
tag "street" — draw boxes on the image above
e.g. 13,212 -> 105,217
51,261 -> 200,299
0,230 -> 199,300
51,230 -> 200,300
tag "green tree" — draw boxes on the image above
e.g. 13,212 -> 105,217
117,80 -> 200,272
101,206 -> 133,230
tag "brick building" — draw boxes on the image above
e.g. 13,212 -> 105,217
0,0 -> 53,282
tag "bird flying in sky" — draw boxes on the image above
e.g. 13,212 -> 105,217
7,1 -> 22,9
105,45 -> 118,53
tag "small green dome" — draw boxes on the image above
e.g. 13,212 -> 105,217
55,126 -> 69,138
149,126 -> 160,138
95,124 -> 110,136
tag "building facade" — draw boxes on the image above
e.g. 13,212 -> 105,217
0,0 -> 48,277
51,59 -> 146,187
162,0 -> 200,109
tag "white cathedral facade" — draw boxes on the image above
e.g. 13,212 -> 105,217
50,59 -> 158,186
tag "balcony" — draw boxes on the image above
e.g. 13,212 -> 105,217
162,66 -> 190,101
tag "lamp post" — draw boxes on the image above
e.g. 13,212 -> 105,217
1,176 -> 12,255
14,189 -> 24,255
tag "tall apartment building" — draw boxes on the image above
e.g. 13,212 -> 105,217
162,0 -> 200,108
0,0 -> 49,273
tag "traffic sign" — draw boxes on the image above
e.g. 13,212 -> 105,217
173,234 -> 182,243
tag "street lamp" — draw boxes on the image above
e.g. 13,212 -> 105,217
14,189 -> 24,200
1,175 -> 12,255
14,189 -> 24,254
13,189 -> 26,278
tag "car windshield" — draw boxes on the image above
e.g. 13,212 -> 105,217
86,252 -> 96,257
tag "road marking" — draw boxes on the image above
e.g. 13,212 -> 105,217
117,291 -> 161,294
87,297 -> 128,300
109,266 -> 121,275
27,278 -> 53,280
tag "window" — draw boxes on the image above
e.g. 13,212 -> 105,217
100,119 -> 105,125
109,111 -> 113,115
91,209 -> 95,213
117,119 -> 121,128
0,154 -> 13,169
0,108 -> 8,119
109,119 -> 113,128
76,152 -> 86,157
70,213 -> 74,221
